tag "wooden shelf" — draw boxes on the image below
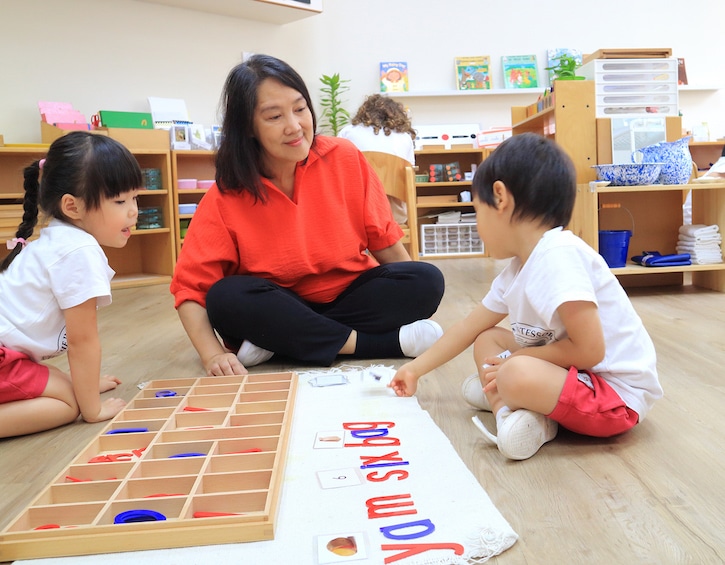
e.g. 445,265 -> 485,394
611,262 -> 725,276
689,140 -> 725,171
171,150 -> 215,257
414,146 -> 488,259
386,88 -> 542,99
136,0 -> 321,24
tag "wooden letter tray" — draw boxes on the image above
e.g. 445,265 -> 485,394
0,372 -> 298,561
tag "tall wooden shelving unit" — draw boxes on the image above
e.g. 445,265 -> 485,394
511,80 -> 725,292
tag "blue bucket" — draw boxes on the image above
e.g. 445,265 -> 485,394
598,230 -> 632,268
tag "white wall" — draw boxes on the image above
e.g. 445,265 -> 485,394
1,0 -> 723,143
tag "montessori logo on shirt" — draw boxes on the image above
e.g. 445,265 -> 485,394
511,322 -> 554,347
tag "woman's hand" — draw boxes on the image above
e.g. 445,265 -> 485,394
205,352 -> 248,376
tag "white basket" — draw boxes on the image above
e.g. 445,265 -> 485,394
421,223 -> 483,256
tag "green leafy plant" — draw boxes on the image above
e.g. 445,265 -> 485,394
319,73 -> 351,136
545,55 -> 585,81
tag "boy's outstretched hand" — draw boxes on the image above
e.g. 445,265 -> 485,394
388,364 -> 419,397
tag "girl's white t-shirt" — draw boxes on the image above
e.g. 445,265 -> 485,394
0,219 -> 114,361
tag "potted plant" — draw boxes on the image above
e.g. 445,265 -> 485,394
545,55 -> 585,81
319,73 -> 351,136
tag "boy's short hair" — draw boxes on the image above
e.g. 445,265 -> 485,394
472,132 -> 576,228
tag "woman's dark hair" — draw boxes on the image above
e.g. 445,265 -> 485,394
471,132 -> 576,228
351,94 -> 416,140
1,131 -> 142,271
215,54 -> 317,202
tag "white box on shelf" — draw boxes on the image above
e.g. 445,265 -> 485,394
414,124 -> 480,150
477,127 -> 512,148
421,223 -> 483,256
578,58 -> 679,118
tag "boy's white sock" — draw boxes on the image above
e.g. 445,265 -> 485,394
495,406 -> 512,430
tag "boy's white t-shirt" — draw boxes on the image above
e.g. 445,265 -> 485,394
482,227 -> 662,420
0,219 -> 114,362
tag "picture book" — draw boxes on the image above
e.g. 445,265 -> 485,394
501,54 -> 539,89
379,61 -> 409,93
454,56 -> 492,90
546,48 -> 583,83
677,57 -> 688,85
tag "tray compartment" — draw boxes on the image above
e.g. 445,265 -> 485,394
130,396 -> 184,409
76,433 -> 155,464
244,380 -> 291,393
115,407 -> 175,421
215,436 -> 280,456
206,452 -> 276,473
144,440 -> 214,460
246,372 -> 293,384
172,410 -> 229,430
186,491 -> 269,518
230,411 -> 285,427
60,462 -> 134,483
5,503 -> 106,532
34,481 -> 122,505
106,419 -> 167,433
98,497 -> 186,525
182,393 -> 238,409
193,384 -> 244,395
138,386 -> 191,399
197,471 -> 273,494
130,457 -> 205,479
115,476 -> 197,500
195,375 -> 246,387
234,399 -> 288,414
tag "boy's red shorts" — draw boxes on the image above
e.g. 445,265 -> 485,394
548,366 -> 639,437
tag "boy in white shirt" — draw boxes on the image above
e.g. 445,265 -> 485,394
390,133 -> 662,460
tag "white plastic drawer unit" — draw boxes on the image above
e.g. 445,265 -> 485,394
579,58 -> 679,117
421,223 -> 483,256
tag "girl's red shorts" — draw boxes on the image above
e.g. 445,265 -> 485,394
0,347 -> 49,403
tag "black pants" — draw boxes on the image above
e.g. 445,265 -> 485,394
206,261 -> 444,366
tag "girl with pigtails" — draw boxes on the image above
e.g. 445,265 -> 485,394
0,131 -> 142,438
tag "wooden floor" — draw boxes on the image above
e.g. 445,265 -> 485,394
1,258 -> 724,564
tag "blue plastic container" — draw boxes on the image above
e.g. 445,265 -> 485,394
598,230 -> 632,268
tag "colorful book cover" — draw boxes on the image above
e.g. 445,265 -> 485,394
546,48 -> 583,83
380,61 -> 409,92
501,54 -> 539,89
454,56 -> 491,90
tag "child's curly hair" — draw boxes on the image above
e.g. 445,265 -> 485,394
351,94 -> 416,140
